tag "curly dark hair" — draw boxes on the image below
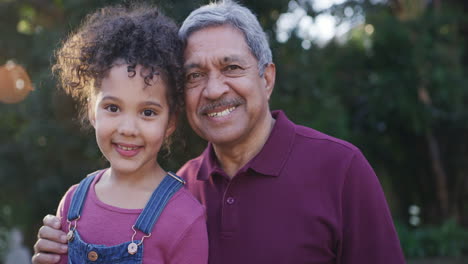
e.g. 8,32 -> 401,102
53,3 -> 184,122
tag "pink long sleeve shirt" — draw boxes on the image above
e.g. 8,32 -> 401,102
56,170 -> 208,264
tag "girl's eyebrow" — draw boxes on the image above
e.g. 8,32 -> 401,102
100,95 -> 121,102
101,96 -> 163,108
141,101 -> 163,109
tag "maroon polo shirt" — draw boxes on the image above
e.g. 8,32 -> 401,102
178,110 -> 405,264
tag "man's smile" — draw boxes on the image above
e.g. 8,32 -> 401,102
206,106 -> 236,117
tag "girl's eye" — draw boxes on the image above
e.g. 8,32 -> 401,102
105,104 -> 119,112
143,109 -> 156,117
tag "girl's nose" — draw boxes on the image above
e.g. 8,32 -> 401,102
117,115 -> 138,136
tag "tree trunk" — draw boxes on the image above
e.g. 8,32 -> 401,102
425,131 -> 450,218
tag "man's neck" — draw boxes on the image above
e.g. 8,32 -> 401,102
213,113 -> 275,178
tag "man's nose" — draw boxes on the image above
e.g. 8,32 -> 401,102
202,73 -> 229,100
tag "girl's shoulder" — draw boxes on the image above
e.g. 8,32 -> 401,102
57,170 -> 105,220
163,187 -> 205,224
171,187 -> 204,211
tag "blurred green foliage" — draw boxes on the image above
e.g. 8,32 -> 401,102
396,219 -> 468,258
1,0 -> 467,260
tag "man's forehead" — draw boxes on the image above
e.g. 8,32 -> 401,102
182,25 -> 258,67
187,23 -> 244,38
184,24 -> 248,49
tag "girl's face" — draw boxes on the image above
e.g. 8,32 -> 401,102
89,64 -> 175,176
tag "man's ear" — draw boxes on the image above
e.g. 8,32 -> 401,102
262,63 -> 276,100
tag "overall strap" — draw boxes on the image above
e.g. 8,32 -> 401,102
67,171 -> 101,221
134,172 -> 185,235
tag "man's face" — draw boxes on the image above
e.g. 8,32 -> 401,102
183,25 -> 275,148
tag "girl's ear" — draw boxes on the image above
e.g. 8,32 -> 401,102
165,114 -> 177,138
88,99 -> 96,128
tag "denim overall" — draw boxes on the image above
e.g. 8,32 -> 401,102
66,171 -> 185,264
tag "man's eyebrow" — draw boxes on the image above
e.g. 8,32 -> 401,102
184,55 -> 249,69
222,55 -> 247,64
184,63 -> 200,70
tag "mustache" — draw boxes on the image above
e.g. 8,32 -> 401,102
198,98 -> 245,115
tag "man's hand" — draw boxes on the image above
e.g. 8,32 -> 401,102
32,215 -> 68,264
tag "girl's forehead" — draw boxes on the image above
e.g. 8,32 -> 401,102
92,64 -> 172,107
104,64 -> 163,85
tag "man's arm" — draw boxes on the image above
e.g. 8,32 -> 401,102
339,150 -> 405,263
32,215 -> 68,264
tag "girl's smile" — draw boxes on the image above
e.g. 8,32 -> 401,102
113,142 -> 143,158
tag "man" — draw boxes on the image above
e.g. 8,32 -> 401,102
33,1 -> 405,263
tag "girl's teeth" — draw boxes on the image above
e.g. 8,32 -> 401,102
118,145 -> 138,151
207,107 -> 235,117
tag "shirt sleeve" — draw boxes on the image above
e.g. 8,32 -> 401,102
168,212 -> 209,264
339,150 -> 406,264
55,185 -> 77,264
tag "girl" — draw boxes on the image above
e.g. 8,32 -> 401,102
52,4 -> 208,264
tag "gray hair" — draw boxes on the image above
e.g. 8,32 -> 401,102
179,0 -> 272,76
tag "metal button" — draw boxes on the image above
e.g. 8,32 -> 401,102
226,197 -> 235,205
128,242 -> 138,255
66,230 -> 74,242
88,251 -> 98,261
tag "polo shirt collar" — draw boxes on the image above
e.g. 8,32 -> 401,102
197,143 -> 221,181
248,110 -> 295,176
196,110 -> 296,180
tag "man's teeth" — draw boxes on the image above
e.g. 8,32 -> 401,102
118,145 -> 138,151
207,107 -> 235,117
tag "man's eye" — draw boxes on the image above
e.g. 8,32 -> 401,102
143,109 -> 156,117
187,72 -> 202,81
225,65 -> 241,71
105,104 -> 119,112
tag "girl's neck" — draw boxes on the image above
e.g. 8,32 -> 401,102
94,165 -> 167,209
106,165 -> 166,189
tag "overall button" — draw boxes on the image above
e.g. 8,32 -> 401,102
226,197 -> 235,205
88,251 -> 98,261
